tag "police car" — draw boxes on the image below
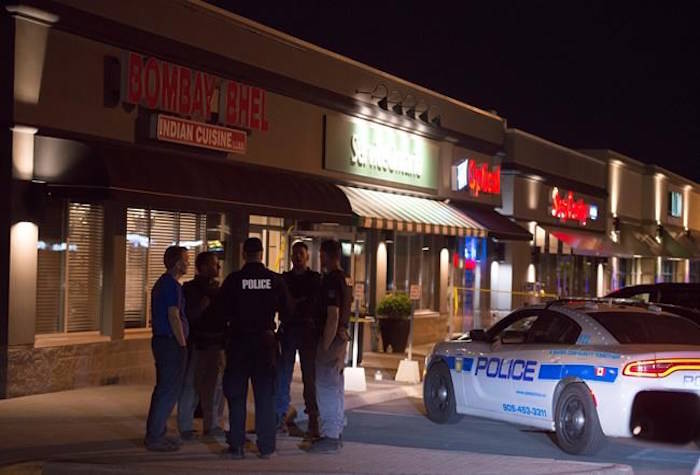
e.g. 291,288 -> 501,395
423,299 -> 700,454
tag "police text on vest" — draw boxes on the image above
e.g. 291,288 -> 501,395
242,279 -> 272,290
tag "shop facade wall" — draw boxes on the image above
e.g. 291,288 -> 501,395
691,191 -> 700,232
53,0 -> 504,147
505,130 -> 606,190
6,338 -> 153,398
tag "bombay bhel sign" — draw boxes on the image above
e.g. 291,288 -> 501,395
122,51 -> 268,153
154,114 -> 246,154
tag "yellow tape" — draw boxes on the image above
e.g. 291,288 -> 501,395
452,286 -> 557,298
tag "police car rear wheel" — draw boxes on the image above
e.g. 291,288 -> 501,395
554,383 -> 606,455
424,362 -> 461,424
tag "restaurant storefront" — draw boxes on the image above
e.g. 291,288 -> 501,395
501,130 -> 613,309
0,0 -> 529,397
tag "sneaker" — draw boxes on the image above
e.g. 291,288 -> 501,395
224,446 -> 245,460
145,439 -> 179,452
305,436 -> 341,454
180,430 -> 197,441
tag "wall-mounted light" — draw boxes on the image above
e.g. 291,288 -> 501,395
356,84 -> 389,111
655,223 -> 664,243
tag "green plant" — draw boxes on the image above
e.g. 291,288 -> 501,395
376,293 -> 412,318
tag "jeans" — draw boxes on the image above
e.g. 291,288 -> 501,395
316,340 -> 346,439
195,347 -> 226,433
275,325 -> 318,421
177,345 -> 199,433
145,336 -> 186,444
223,336 -> 276,455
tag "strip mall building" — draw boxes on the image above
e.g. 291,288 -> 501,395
1,0 -> 699,398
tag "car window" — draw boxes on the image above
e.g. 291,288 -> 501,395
487,313 -> 538,343
660,290 -> 700,310
629,292 -> 651,303
591,312 -> 700,344
527,314 -> 581,344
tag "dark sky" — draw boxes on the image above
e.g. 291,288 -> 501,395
207,1 -> 700,182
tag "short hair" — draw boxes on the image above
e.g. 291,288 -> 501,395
320,239 -> 341,260
163,245 -> 187,270
195,251 -> 217,272
291,241 -> 308,252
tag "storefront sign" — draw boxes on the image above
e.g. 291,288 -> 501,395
551,187 -> 595,225
154,114 -> 246,154
122,52 -> 269,133
324,115 -> 439,189
409,284 -> 422,300
451,159 -> 501,196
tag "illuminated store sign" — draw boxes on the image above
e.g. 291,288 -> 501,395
122,51 -> 269,133
551,187 -> 597,225
451,159 -> 501,196
324,115 -> 439,189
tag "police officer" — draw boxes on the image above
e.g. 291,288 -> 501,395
275,241 -> 321,438
217,237 -> 289,459
306,239 -> 351,454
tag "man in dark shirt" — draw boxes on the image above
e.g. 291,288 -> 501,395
306,239 -> 351,454
275,241 -> 321,438
182,251 -> 224,437
216,237 -> 290,459
145,246 -> 189,452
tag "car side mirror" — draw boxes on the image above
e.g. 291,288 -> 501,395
469,329 -> 487,342
501,330 -> 526,345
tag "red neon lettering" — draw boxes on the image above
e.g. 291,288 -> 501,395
191,71 -> 205,118
225,81 -> 238,125
178,66 -> 192,115
203,74 -> 216,119
551,188 -> 589,225
250,87 -> 261,130
261,90 -> 269,132
161,62 -> 178,112
238,84 -> 251,128
126,52 -> 143,104
143,57 -> 161,109
467,161 -> 500,196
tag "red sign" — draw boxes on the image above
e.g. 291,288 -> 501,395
551,187 -> 589,225
123,52 -> 269,133
155,114 -> 246,154
468,161 -> 500,196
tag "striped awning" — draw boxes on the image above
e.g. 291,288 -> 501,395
338,186 -> 487,237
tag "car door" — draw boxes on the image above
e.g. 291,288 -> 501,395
510,311 -> 582,423
463,310 -> 540,415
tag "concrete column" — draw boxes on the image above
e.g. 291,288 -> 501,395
8,221 -> 37,345
101,202 -> 126,339
375,240 -> 387,308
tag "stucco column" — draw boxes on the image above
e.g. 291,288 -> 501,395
101,202 -> 126,339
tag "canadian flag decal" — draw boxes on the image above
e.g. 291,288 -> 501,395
596,367 -> 606,377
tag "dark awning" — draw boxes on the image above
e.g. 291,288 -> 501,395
33,135 -> 353,223
450,201 -> 532,241
618,223 -> 661,258
544,226 -> 625,257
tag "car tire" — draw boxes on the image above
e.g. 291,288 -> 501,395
423,361 -> 461,424
554,383 -> 607,455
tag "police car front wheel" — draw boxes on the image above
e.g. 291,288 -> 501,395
424,361 -> 461,424
554,383 -> 607,455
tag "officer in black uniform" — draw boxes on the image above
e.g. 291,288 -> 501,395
216,237 -> 289,459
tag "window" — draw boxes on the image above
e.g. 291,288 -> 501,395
661,260 -> 677,283
487,311 -> 580,345
668,191 -> 683,218
591,312 -> 700,345
248,215 -> 286,272
385,233 -> 438,310
36,200 -> 104,334
124,208 -> 206,329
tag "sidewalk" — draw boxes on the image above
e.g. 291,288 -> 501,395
0,371 -> 632,475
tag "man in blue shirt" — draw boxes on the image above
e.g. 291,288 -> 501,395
145,245 -> 190,452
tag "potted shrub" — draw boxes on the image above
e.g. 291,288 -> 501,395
376,293 -> 412,353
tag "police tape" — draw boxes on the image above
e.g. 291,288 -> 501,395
349,316 -> 375,324
451,286 -> 558,298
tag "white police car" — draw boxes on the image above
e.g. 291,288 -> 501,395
423,299 -> 700,454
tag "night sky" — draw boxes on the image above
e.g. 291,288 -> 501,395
207,1 -> 700,182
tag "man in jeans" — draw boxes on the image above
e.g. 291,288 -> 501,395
183,251 -> 225,437
276,241 -> 321,438
145,246 -> 189,452
306,239 -> 351,454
